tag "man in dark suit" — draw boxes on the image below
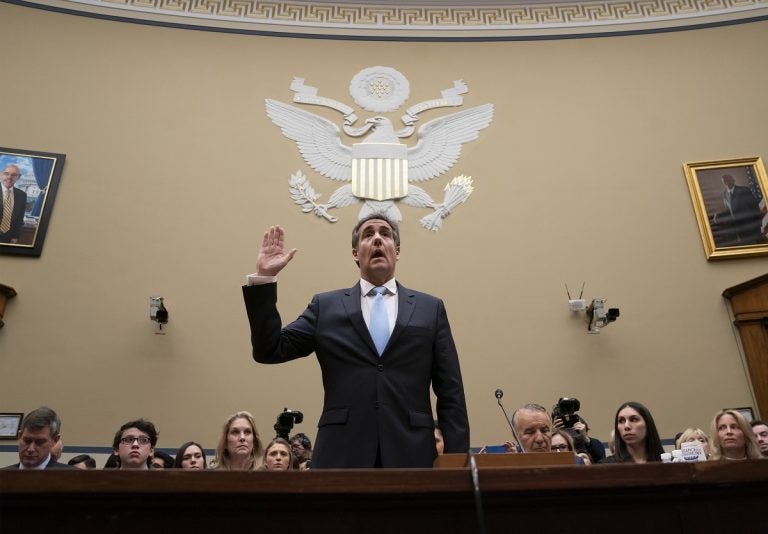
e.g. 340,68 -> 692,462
0,164 -> 28,244
242,214 -> 469,468
3,407 -> 74,469
713,173 -> 765,246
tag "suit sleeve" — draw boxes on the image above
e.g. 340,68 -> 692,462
431,299 -> 470,453
242,283 -> 317,364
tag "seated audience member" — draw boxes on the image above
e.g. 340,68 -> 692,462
67,454 -> 97,470
151,450 -> 174,469
675,428 -> 712,459
3,407 -> 74,470
710,410 -> 761,461
214,411 -> 264,471
433,420 -> 445,456
553,414 -> 605,464
750,420 -> 768,458
602,401 -> 663,464
289,432 -> 313,469
552,428 -> 591,465
103,453 -> 118,469
173,441 -> 208,470
263,438 -> 294,471
112,419 -> 158,470
551,428 -> 574,452
512,404 -> 552,453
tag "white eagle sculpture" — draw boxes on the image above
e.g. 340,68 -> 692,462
265,72 -> 493,230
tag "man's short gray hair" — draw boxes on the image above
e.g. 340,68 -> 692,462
21,406 -> 62,437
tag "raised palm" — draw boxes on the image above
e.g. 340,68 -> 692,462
257,225 -> 297,276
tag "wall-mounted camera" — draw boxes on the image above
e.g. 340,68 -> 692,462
586,297 -> 619,333
566,283 -> 620,334
149,296 -> 168,331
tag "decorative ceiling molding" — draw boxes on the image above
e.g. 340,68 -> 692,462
14,0 -> 768,37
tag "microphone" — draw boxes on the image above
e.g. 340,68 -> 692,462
495,388 -> 524,453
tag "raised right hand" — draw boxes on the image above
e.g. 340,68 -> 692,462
257,225 -> 297,276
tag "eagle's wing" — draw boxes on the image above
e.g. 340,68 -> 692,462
407,104 -> 493,182
265,99 -> 352,181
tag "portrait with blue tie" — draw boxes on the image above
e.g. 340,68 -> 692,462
243,213 -> 469,468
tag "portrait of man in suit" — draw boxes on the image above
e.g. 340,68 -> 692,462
0,164 -> 28,244
712,173 -> 765,246
242,214 -> 469,468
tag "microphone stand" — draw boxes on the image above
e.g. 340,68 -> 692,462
495,389 -> 524,453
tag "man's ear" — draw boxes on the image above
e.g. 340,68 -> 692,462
395,246 -> 400,260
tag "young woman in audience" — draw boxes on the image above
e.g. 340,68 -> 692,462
603,401 -> 663,463
675,428 -> 711,458
551,429 -> 591,464
262,438 -> 294,471
709,409 -> 761,461
173,441 -> 207,470
214,411 -> 264,470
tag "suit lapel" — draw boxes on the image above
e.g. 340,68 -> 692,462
387,282 -> 415,351
342,283 -> 378,355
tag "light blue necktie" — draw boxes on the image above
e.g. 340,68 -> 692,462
369,286 -> 390,356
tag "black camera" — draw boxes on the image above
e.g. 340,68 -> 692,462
552,397 -> 581,429
274,408 -> 303,440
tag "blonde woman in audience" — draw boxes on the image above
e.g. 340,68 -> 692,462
675,428 -> 711,459
709,409 -> 761,461
262,437 -> 294,471
214,411 -> 264,470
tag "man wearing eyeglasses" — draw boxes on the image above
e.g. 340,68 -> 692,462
111,419 -> 158,470
0,164 -> 27,245
289,432 -> 313,469
3,407 -> 74,470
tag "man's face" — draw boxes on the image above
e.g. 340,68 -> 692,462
352,219 -> 399,286
115,427 -> 154,469
722,175 -> 736,189
18,426 -> 58,468
515,410 -> 552,453
1,165 -> 21,189
290,439 -> 311,462
752,424 -> 768,457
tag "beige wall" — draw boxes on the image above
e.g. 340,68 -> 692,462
1,3 -> 767,460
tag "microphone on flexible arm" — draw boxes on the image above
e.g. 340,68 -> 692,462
495,388 -> 524,453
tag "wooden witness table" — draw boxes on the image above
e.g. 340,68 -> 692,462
1,459 -> 767,534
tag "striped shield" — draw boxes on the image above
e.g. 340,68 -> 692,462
351,142 -> 408,201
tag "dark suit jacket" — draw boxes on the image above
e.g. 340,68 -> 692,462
243,281 -> 470,468
2,459 -> 76,470
0,187 -> 27,242
718,185 -> 764,243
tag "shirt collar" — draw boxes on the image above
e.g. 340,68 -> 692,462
19,454 -> 52,470
360,278 -> 397,296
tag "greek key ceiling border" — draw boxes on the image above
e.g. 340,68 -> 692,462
13,0 -> 768,36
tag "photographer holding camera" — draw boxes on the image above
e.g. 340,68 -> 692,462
552,398 -> 606,464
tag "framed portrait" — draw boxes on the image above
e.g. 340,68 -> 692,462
725,407 -> 755,423
683,157 -> 768,260
0,413 -> 24,439
0,147 -> 66,257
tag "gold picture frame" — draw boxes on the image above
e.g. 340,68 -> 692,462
683,157 -> 768,260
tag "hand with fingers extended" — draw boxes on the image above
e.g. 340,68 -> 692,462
257,225 -> 297,276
